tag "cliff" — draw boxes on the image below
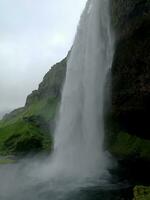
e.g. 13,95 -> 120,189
0,58 -> 67,155
111,0 -> 150,138
102,1 -> 150,191
105,0 -> 150,161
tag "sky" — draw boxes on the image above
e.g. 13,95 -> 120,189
0,0 -> 87,118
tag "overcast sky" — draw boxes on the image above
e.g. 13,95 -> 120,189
0,0 -> 87,117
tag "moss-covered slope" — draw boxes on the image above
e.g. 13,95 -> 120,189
0,58 -> 67,155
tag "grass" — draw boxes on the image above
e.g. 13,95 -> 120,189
0,96 -> 59,128
133,186 -> 150,200
109,131 -> 150,160
0,159 -> 16,164
0,96 -> 57,155
24,97 -> 59,121
0,119 -> 51,155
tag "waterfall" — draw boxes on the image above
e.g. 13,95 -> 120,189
0,1 -> 115,199
49,0 -> 114,180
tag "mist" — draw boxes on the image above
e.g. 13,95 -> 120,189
0,155 -> 116,200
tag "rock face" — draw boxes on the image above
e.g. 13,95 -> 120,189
25,58 -> 66,106
111,0 -> 150,138
105,0 -> 150,185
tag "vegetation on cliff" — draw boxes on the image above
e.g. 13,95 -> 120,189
0,58 -> 67,155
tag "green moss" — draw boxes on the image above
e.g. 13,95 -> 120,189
0,97 -> 57,155
0,110 -> 24,128
28,97 -> 59,121
109,131 -> 150,160
0,97 -> 59,128
133,186 -> 150,200
0,118 -> 52,155
0,159 -> 16,164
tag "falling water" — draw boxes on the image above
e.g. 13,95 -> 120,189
0,1 -> 130,199
50,0 -> 114,180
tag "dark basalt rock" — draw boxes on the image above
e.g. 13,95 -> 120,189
111,0 -> 150,139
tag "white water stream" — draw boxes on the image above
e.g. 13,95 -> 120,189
49,0 -> 114,179
0,1 -> 115,199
